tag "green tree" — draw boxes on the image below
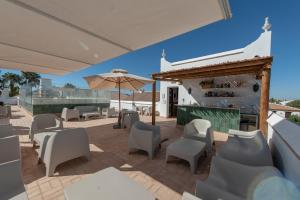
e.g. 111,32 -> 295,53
63,83 -> 76,89
287,100 -> 300,109
288,115 -> 300,126
20,71 -> 41,87
2,72 -> 22,97
269,98 -> 281,104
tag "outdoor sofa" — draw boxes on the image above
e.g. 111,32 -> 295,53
61,108 -> 80,121
74,106 -> 101,120
29,113 -> 63,143
35,128 -> 90,176
0,133 -> 28,200
0,123 -> 14,138
217,129 -> 273,166
183,119 -> 214,153
195,156 -> 299,200
128,121 -> 161,159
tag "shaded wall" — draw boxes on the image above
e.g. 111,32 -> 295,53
267,113 -> 300,187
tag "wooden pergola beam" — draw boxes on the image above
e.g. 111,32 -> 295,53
152,57 -> 272,79
155,66 -> 262,81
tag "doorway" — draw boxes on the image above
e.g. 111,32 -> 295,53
168,87 -> 178,117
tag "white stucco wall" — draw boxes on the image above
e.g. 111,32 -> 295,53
267,113 -> 300,187
110,100 -> 159,111
159,26 -> 271,117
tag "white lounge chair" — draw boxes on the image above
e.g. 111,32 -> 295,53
36,128 -> 90,176
128,121 -> 161,159
217,129 -> 273,166
29,113 -> 63,143
183,119 -> 214,153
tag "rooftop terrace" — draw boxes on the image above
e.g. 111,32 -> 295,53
10,106 -> 227,200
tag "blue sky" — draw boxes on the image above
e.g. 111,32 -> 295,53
1,0 -> 300,99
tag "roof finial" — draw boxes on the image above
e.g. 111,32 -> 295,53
162,49 -> 166,58
262,17 -> 271,32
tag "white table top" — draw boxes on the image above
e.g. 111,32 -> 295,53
64,167 -> 155,200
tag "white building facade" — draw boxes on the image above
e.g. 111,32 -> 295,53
159,18 -> 272,118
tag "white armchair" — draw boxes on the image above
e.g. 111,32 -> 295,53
36,128 -> 90,176
61,108 -> 80,121
183,119 -> 214,153
128,121 -> 161,159
29,114 -> 63,143
122,111 -> 140,129
217,129 -> 273,166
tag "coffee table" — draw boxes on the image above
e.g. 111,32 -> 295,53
64,167 -> 155,200
166,138 -> 206,173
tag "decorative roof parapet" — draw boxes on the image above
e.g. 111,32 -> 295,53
262,17 -> 271,32
162,49 -> 166,58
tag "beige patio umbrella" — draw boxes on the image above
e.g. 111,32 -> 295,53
84,69 -> 153,125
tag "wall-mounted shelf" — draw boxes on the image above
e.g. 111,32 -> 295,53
201,87 -> 246,91
202,96 -> 242,98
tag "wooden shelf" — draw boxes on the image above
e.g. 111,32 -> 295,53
201,87 -> 246,90
202,96 -> 242,98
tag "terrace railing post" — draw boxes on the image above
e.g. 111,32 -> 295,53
152,80 -> 156,125
259,64 -> 271,136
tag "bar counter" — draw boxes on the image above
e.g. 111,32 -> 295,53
176,105 -> 240,133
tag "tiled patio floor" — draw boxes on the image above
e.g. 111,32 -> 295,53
10,106 -> 228,200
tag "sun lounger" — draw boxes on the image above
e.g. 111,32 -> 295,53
74,106 -> 101,120
61,108 -> 80,121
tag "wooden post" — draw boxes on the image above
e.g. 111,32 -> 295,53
152,80 -> 156,125
259,64 -> 271,136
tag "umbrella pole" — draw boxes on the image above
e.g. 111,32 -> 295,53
118,80 -> 121,126
118,80 -> 121,112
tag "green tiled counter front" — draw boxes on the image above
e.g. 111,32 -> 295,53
177,105 -> 240,133
29,103 -> 110,115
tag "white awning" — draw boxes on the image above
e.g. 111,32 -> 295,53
0,0 -> 231,75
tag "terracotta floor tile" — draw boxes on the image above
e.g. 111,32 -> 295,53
8,106 -> 228,200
